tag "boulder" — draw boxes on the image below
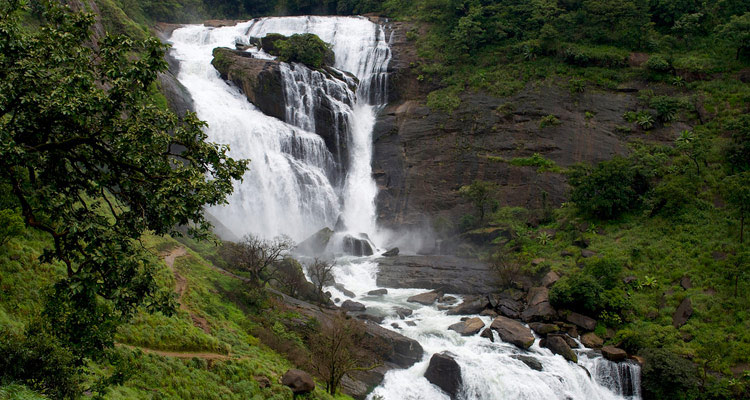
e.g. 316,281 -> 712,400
424,352 -> 462,399
296,227 -> 334,255
495,298 -> 523,319
528,322 -> 559,336
407,291 -> 440,305
447,296 -> 487,315
581,332 -> 604,348
394,307 -> 413,319
335,283 -> 356,298
673,297 -> 692,328
680,276 -> 692,290
490,316 -> 535,349
211,47 -> 285,121
480,327 -> 494,342
511,355 -> 543,371
521,302 -> 557,322
281,369 -> 315,394
342,234 -> 374,257
541,271 -> 561,287
368,289 -> 388,296
543,335 -> 577,363
405,320 -> 417,327
566,312 -> 597,331
526,287 -> 549,307
448,317 -> 485,336
601,346 -> 627,362
363,323 -> 423,368
356,313 -> 384,324
383,247 -> 400,257
341,300 -> 366,312
479,309 -> 498,318
581,249 -> 597,258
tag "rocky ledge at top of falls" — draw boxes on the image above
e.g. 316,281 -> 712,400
376,255 -> 495,294
210,47 -> 356,166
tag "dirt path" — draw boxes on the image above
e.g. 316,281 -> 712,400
117,343 -> 231,361
162,246 -> 211,333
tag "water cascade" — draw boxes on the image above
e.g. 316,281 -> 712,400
169,17 -> 640,400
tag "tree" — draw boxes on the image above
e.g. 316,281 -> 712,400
458,180 -> 497,223
0,0 -> 247,391
719,12 -> 750,60
220,234 -> 294,287
274,257 -> 307,297
675,130 -> 710,174
568,157 -> 645,219
307,257 -> 335,297
723,172 -> 750,244
309,313 -> 380,395
725,114 -> 750,173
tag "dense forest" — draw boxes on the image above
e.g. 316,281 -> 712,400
1,0 -> 749,399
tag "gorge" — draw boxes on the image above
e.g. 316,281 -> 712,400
168,17 -> 641,400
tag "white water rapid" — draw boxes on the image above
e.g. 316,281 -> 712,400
169,17 -> 640,400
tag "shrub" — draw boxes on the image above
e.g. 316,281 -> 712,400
584,257 -> 623,289
549,273 -> 603,315
539,115 -> 561,128
640,348 -> 699,400
650,96 -> 682,122
509,153 -> 558,172
637,112 -> 655,130
562,45 -> 629,68
725,114 -> 750,172
568,78 -> 586,94
645,55 -> 672,72
427,86 -> 462,113
275,33 -> 333,69
568,157 -> 645,219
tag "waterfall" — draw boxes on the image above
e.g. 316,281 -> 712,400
169,17 -> 640,400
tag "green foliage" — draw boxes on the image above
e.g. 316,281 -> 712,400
0,0 -> 246,393
539,114 -> 561,128
722,172 -> 750,243
568,157 -> 647,219
276,33 -> 333,69
650,96 -> 684,122
0,209 -> 24,247
645,55 -> 672,72
719,12 -> 750,60
640,348 -> 699,400
458,180 -> 497,223
549,272 -> 603,315
637,112 -> 656,130
725,114 -> 750,172
426,86 -> 462,113
562,45 -> 629,68
509,153 -> 560,173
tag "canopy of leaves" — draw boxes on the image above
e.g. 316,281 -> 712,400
568,157 -> 648,219
0,0 -> 247,391
275,33 -> 334,69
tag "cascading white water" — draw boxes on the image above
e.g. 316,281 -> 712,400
169,17 -> 640,400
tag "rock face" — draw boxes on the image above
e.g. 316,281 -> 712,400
567,312 -> 597,331
543,335 -> 578,363
377,255 -> 494,294
448,317 -> 485,336
673,297 -> 693,328
490,316 -> 535,349
601,346 -> 628,362
211,47 -> 285,120
424,352 -> 462,399
281,369 -> 315,394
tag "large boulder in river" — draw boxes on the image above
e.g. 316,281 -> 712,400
407,291 -> 440,305
521,301 -> 557,322
211,47 -> 285,120
542,334 -> 577,363
363,323 -> 423,368
581,332 -> 604,348
448,317 -> 485,336
296,227 -> 334,255
342,234 -> 374,257
447,296 -> 487,315
490,316 -> 535,349
281,369 -> 315,394
601,346 -> 627,362
341,300 -> 366,312
566,312 -> 597,331
424,352 -> 462,399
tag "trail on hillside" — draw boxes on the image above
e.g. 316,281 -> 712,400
162,246 -> 211,333
116,343 -> 232,361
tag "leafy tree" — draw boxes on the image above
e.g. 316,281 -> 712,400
220,234 -> 294,287
549,272 -> 603,314
458,179 -> 498,223
675,130 -> 710,174
307,257 -> 335,297
0,0 -> 246,391
719,12 -> 750,59
568,157 -> 646,219
725,114 -> 750,172
640,348 -> 699,400
309,313 -> 380,395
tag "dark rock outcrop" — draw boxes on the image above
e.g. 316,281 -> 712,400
341,300 -> 366,312
377,255 -> 494,294
281,369 -> 315,394
368,288 -> 388,296
448,317 -> 485,336
511,355 -> 543,371
382,247 -> 400,257
543,335 -> 578,363
581,332 -> 604,348
566,312 -> 597,331
296,227 -> 334,255
601,346 -> 627,362
424,352 -> 462,399
211,47 -> 285,120
407,291 -> 440,305
342,234 -> 374,257
335,283 -> 355,298
673,297 -> 693,328
528,322 -> 559,335
490,316 -> 535,349
521,302 -> 557,322
447,296 -> 487,315
363,323 -> 424,368
394,306 -> 413,319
